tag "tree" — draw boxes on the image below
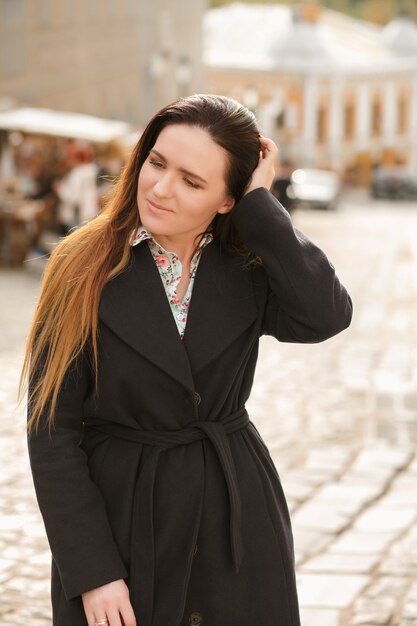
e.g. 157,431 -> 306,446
208,0 -> 417,24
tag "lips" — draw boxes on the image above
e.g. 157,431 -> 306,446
147,199 -> 173,212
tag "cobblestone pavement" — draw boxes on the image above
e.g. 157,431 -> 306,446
1,191 -> 417,625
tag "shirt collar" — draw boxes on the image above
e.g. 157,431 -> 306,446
128,224 -> 213,252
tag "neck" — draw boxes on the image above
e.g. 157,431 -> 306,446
150,225 -> 211,265
153,235 -> 192,264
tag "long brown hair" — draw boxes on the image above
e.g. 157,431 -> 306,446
19,93 -> 262,434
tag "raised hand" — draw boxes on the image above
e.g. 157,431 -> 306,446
245,135 -> 279,195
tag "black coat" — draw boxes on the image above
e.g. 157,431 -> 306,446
27,187 -> 353,626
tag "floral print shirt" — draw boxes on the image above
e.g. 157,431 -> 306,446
129,225 -> 214,339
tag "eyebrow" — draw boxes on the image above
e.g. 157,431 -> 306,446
149,149 -> 208,185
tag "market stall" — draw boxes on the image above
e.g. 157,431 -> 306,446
0,107 -> 137,266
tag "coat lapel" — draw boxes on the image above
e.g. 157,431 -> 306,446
99,242 -> 195,392
182,239 -> 257,373
98,239 -> 257,392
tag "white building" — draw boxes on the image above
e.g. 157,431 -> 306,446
204,3 -> 417,184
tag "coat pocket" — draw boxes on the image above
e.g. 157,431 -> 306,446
79,432 -> 112,489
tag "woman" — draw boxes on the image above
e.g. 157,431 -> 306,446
54,145 -> 100,235
20,94 -> 353,626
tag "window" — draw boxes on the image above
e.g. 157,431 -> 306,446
129,0 -> 140,13
1,37 -> 25,75
276,111 -> 285,129
344,101 -> 355,140
0,0 -> 24,27
62,0 -> 75,20
317,106 -> 327,144
398,92 -> 408,134
107,0 -> 115,15
88,0 -> 98,17
38,0 -> 50,24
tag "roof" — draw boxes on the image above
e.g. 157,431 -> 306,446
0,107 -> 132,142
204,2 -> 417,74
382,12 -> 417,56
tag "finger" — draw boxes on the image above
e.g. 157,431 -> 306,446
261,142 -> 278,157
263,146 -> 278,161
259,136 -> 278,155
259,134 -> 275,144
106,607 -> 122,626
92,615 -> 109,626
120,601 -> 137,626
83,609 -> 96,626
80,605 -> 96,626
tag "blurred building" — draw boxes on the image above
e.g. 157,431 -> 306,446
204,2 -> 417,185
0,0 -> 206,126
137,0 -> 207,123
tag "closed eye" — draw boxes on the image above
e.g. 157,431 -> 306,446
184,178 -> 200,189
149,159 -> 164,168
148,159 -> 200,189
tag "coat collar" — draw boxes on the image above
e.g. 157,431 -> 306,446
98,238 -> 257,393
128,223 -> 214,251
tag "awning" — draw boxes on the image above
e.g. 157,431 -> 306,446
0,107 -> 133,143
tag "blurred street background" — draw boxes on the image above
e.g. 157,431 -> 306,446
1,1 -> 417,625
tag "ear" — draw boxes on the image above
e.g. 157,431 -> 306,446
217,194 -> 236,215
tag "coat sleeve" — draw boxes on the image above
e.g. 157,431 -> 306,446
229,186 -> 353,343
27,340 -> 128,600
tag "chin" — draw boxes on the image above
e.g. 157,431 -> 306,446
139,213 -> 172,236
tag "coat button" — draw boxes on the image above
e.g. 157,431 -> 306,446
194,392 -> 201,405
189,612 -> 203,625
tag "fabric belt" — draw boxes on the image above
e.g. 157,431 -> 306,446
84,406 -> 250,625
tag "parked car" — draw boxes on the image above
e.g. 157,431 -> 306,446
287,168 -> 341,211
271,176 -> 294,213
371,167 -> 417,199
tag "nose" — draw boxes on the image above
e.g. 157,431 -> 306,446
153,171 -> 174,198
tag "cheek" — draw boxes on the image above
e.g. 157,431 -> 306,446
138,167 -> 153,193
184,195 -> 221,222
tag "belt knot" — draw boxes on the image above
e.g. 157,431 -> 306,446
84,406 -> 249,626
